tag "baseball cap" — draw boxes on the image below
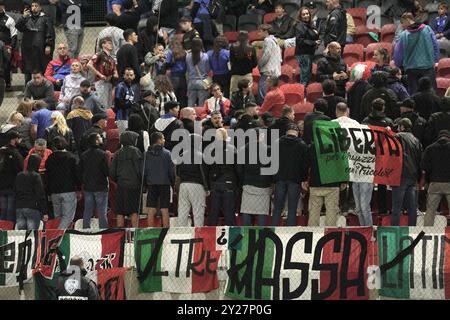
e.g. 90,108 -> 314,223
91,112 -> 108,124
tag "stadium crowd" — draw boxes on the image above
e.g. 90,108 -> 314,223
0,0 -> 449,231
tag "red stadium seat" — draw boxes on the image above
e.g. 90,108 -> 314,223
379,215 -> 409,226
248,30 -> 264,43
347,7 -> 367,27
437,58 -> 450,78
279,64 -> 294,84
263,12 -> 277,24
284,47 -> 296,60
343,44 -> 364,67
354,26 -> 379,47
45,218 -> 62,230
0,220 -> 14,230
292,101 -> 314,121
284,55 -> 300,70
280,83 -> 305,105
296,215 -> 308,226
365,42 -> 393,61
223,31 -> 238,43
306,82 -> 323,103
380,24 -> 396,43
436,77 -> 450,96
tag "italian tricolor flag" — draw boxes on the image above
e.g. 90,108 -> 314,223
134,227 -> 221,293
313,120 -> 403,186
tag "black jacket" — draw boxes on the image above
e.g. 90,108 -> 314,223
396,131 -> 422,182
230,91 -> 256,117
150,115 -> 184,151
116,43 -> 142,79
144,144 -> 175,186
347,79 -> 372,123
229,44 -> 257,76
14,155 -> 47,213
79,146 -> 109,192
271,14 -> 295,39
55,271 -> 100,300
267,116 -> 294,144
0,40 -> 10,79
323,95 -> 346,120
421,133 -> 450,183
45,150 -> 80,194
360,87 -> 399,120
303,111 -> 331,145
316,55 -> 347,96
116,10 -> 140,32
394,111 -> 427,144
322,6 -> 347,47
295,21 -> 319,56
110,131 -> 143,188
0,10 -> 17,49
207,141 -> 239,190
130,101 -> 159,131
362,110 -> 394,128
158,0 -> 178,29
0,144 -> 24,191
236,142 -> 273,188
275,135 -> 309,183
411,90 -> 442,120
425,109 -> 450,145
79,125 -> 107,154
44,126 -> 77,153
249,0 -> 274,13
176,134 -> 209,189
67,111 -> 92,147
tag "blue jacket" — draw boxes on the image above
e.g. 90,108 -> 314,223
114,81 -> 140,120
430,15 -> 450,38
207,49 -> 230,76
144,144 -> 175,186
165,49 -> 187,75
394,23 -> 439,71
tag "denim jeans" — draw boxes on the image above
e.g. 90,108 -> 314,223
296,55 -> 313,86
258,74 -> 268,105
207,182 -> 235,226
83,191 -> 109,229
64,28 -> 85,59
16,208 -> 41,230
242,214 -> 267,226
187,80 -> 209,107
51,192 -> 77,229
352,182 -> 374,226
391,180 -> 417,226
0,190 -> 15,222
272,181 -> 300,227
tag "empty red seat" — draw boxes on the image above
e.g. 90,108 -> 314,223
437,58 -> 450,78
380,24 -> 396,43
292,101 -> 314,121
354,26 -> 379,47
365,42 -> 393,61
279,64 -> 294,84
347,7 -> 367,27
343,44 -> 364,67
306,82 -> 323,103
248,30 -> 263,43
284,47 -> 295,59
280,83 -> 305,105
436,77 -> 450,96
223,31 -> 238,43
0,220 -> 14,230
263,12 -> 277,24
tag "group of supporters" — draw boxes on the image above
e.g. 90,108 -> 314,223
0,0 -> 449,230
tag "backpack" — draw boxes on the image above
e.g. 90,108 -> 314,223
207,0 -> 224,19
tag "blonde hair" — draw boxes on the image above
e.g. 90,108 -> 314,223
16,101 -> 33,118
51,111 -> 70,136
7,111 -> 24,126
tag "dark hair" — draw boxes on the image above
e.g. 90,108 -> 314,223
282,106 -> 294,117
128,114 -> 145,132
27,154 -> 42,173
375,47 -> 390,64
123,29 -> 135,41
31,0 -> 42,5
235,31 -> 252,59
336,102 -> 348,114
298,7 -> 313,26
237,79 -> 250,91
370,72 -> 387,88
169,37 -> 186,61
191,38 -> 204,66
155,75 -> 174,94
211,83 -> 221,92
400,98 -> 415,110
105,13 -> 117,26
32,70 -> 43,76
322,79 -> 336,95
398,118 -> 412,131
80,80 -> 91,88
213,35 -> 229,58
275,2 -> 285,9
418,76 -> 432,91
372,98 -> 385,112
124,67 -> 135,74
210,110 -> 222,117
99,36 -> 113,47
258,24 -> 273,35
88,132 -> 99,147
123,0 -> 133,10
179,16 -> 192,23
400,12 -> 414,21
388,67 -> 400,77
150,132 -> 164,145
52,136 -> 68,150
314,98 -> 328,113
439,2 -> 449,10
145,15 -> 159,34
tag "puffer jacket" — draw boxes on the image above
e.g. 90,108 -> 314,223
110,131 -> 143,188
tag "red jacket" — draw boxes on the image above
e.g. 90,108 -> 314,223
259,87 -> 286,118
45,55 -> 78,85
24,147 -> 53,173
203,96 -> 231,118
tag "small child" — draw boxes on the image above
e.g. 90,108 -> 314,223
432,2 -> 450,43
144,132 -> 175,228
14,154 -> 48,230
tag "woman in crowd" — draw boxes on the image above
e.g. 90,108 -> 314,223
165,37 -> 187,107
154,75 -> 177,115
16,101 -> 34,152
371,47 -> 391,74
229,31 -> 257,97
186,38 -> 210,107
44,111 -> 77,152
207,36 -> 231,98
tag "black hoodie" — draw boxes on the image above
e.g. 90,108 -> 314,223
150,115 -> 184,151
14,155 -> 47,213
110,131 -> 143,188
275,135 -> 309,183
45,150 -> 80,195
425,100 -> 450,145
422,131 -> 450,183
362,110 -> 394,128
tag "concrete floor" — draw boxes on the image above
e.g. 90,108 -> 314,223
0,26 -> 104,124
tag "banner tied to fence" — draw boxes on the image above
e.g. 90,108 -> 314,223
2,227 -> 450,300
313,120 -> 403,186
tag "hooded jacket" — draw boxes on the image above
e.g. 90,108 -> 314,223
425,99 -> 450,145
150,114 -> 184,151
360,86 -> 399,120
67,109 -> 93,146
347,79 -> 372,123
0,143 -> 24,191
267,116 -> 294,144
45,150 -> 80,194
275,135 -> 309,183
362,110 -> 394,128
176,134 -> 209,190
144,144 -> 174,186
79,145 -> 109,192
394,111 -> 427,144
110,131 -> 143,188
411,89 -> 442,120
236,141 -> 273,188
60,73 -> 86,103
271,14 -> 296,39
55,268 -> 100,300
394,22 -> 439,71
14,155 -> 47,212
421,131 -> 450,183
396,131 -> 422,183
